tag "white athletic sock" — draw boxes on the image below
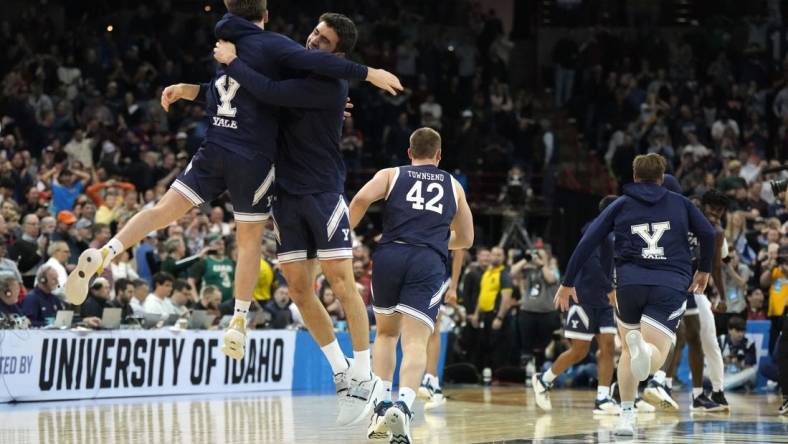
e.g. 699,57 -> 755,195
399,387 -> 416,410
424,373 -> 440,389
692,387 -> 704,398
653,370 -> 666,385
234,299 -> 251,317
542,368 -> 557,383
383,380 -> 393,401
351,349 -> 371,380
666,377 -> 673,389
597,385 -> 610,401
103,238 -> 124,267
620,401 -> 634,412
321,340 -> 349,375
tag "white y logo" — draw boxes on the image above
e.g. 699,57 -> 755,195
215,75 -> 240,117
631,222 -> 671,259
571,320 -> 579,329
342,229 -> 350,241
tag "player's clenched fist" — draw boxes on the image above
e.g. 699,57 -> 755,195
214,40 -> 237,65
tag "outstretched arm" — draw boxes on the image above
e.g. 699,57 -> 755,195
348,168 -> 395,229
217,37 -> 403,95
222,54 -> 344,109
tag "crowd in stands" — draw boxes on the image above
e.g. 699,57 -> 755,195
0,0 -> 785,391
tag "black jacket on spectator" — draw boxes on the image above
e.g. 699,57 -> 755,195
80,294 -> 113,319
460,264 -> 485,314
263,300 -> 292,329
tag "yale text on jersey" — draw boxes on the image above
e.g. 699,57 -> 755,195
212,116 -> 238,129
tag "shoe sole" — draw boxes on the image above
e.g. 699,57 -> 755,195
690,405 -> 727,413
339,377 -> 382,426
385,408 -> 411,444
367,416 -> 389,441
626,331 -> 650,382
531,373 -> 552,411
64,249 -> 103,305
222,330 -> 246,360
424,396 -> 446,410
643,388 -> 679,411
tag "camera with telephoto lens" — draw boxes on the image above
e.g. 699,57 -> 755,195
771,179 -> 788,195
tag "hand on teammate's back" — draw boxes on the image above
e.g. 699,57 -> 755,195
366,68 -> 403,95
214,40 -> 237,65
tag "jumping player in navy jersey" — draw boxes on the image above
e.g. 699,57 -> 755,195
532,195 -> 622,414
348,128 -> 474,444
63,0 -> 401,368
554,153 -> 715,436
210,13 -> 391,425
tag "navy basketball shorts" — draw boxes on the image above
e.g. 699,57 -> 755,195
614,285 -> 687,344
564,301 -> 617,341
172,143 -> 274,222
371,243 -> 450,333
272,191 -> 353,263
685,292 -> 699,316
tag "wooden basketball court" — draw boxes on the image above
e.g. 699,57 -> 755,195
1,386 -> 785,443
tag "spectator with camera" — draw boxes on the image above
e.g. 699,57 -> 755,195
512,246 -> 561,371
760,246 -> 788,351
21,265 -> 63,327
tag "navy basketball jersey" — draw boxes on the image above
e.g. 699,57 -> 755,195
379,165 -> 458,261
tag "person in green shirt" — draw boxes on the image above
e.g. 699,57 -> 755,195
161,236 -> 211,279
188,235 -> 235,302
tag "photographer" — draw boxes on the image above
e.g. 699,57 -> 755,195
512,246 -> 561,371
759,246 -> 788,352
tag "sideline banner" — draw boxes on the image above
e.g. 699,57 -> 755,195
0,329 -> 295,402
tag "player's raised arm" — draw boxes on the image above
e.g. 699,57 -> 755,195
271,33 -> 402,95
449,178 -> 474,250
214,41 -> 344,109
348,168 -> 395,229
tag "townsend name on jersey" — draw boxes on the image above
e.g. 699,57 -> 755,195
406,170 -> 446,182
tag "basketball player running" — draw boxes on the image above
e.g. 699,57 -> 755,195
645,187 -> 728,412
533,195 -> 621,414
211,13 -> 395,425
64,0 -> 401,367
348,128 -> 474,443
417,250 -> 464,409
554,154 -> 715,436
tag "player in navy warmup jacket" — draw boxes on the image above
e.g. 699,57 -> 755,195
348,128 -> 474,443
553,154 -> 715,436
210,13 -> 395,426
64,1 -> 402,368
532,195 -> 622,414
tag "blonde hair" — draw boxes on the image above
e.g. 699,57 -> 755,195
632,153 -> 666,182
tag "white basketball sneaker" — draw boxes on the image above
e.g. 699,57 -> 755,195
337,372 -> 383,426
64,248 -> 107,305
385,401 -> 413,444
221,315 -> 247,360
614,409 -> 636,436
